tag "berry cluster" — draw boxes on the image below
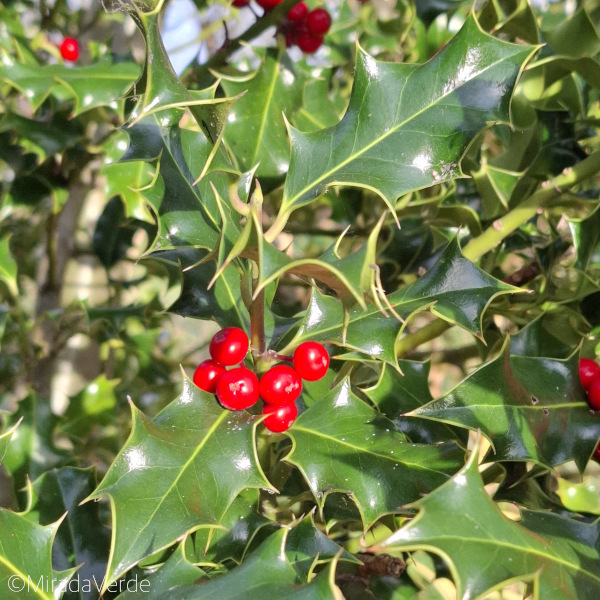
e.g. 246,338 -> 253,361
284,3 -> 331,54
193,327 -> 329,432
579,358 -> 600,461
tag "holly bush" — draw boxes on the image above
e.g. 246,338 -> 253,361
1,0 -> 600,598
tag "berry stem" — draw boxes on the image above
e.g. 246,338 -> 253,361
250,280 -> 266,362
273,353 -> 293,362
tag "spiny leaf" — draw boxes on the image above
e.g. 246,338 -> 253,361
280,15 -> 535,219
362,362 -> 467,445
410,339 -> 600,471
146,528 -> 342,599
218,47 -> 307,179
87,376 -> 273,589
115,542 -> 207,600
0,509 -> 75,600
286,380 -> 464,527
282,238 -> 518,366
0,55 -> 139,115
26,467 -> 111,600
0,418 -> 21,466
381,449 -> 600,600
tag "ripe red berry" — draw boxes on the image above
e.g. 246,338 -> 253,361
262,402 -> 298,433
297,32 -> 323,54
256,0 -> 282,10
259,365 -> 302,406
216,367 -> 259,410
588,376 -> 600,411
193,359 -> 226,393
306,8 -> 331,35
287,2 -> 308,22
293,341 -> 329,381
233,0 -> 251,5
579,358 -> 600,390
60,37 -> 79,62
210,327 -> 249,366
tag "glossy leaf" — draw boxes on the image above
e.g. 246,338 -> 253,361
0,419 -> 21,466
382,449 -> 600,599
0,509 -> 74,600
0,57 -> 139,115
219,48 -> 307,180
146,528 -> 342,599
286,380 -> 464,527
87,375 -> 273,588
2,395 -> 70,499
280,15 -> 535,218
555,477 -> 600,515
567,202 -> 600,270
282,238 -> 518,365
115,542 -> 207,600
410,340 -> 600,471
0,236 -> 18,297
26,467 -> 111,600
362,362 -> 467,445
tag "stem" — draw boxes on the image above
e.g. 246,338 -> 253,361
250,280 -> 266,361
264,207 -> 291,243
395,150 -> 600,356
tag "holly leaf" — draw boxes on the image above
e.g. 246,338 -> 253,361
26,467 -> 111,600
362,362 -> 467,445
87,375 -> 273,589
381,449 -> 600,600
2,394 -> 70,500
148,528 -> 342,599
567,201 -> 600,270
219,48 -> 307,180
282,238 -> 518,366
0,56 -> 139,115
0,418 -> 21,466
0,236 -> 18,297
410,340 -> 600,471
0,509 -> 76,600
280,15 -> 535,219
286,380 -> 464,527
115,542 -> 207,600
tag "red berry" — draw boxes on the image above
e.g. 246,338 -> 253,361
193,359 -> 226,393
259,365 -> 302,406
262,402 -> 298,433
287,2 -> 308,22
579,358 -> 600,390
60,37 -> 79,62
256,0 -> 282,10
293,341 -> 329,381
216,368 -> 259,410
297,32 -> 323,54
306,8 -> 331,35
210,327 -> 249,366
588,376 -> 600,411
233,0 -> 251,5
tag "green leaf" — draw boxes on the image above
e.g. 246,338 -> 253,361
410,340 -> 600,471
0,418 -> 21,466
87,375 -> 273,589
0,509 -> 74,600
0,56 -> 139,115
115,542 -> 207,600
381,449 -> 600,600
189,488 -> 274,565
555,476 -> 600,515
567,202 -> 600,270
286,380 -> 464,527
147,528 -> 342,599
0,235 -> 18,297
362,362 -> 467,445
2,395 -> 70,499
280,15 -> 535,218
219,48 -> 307,180
282,238 -> 518,366
26,467 -> 111,600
